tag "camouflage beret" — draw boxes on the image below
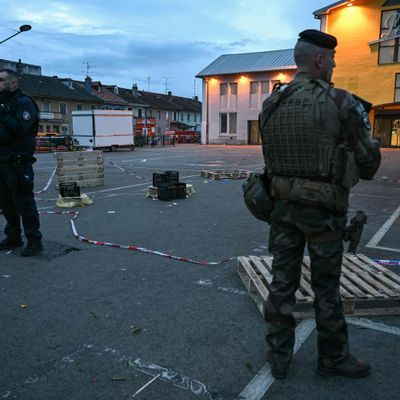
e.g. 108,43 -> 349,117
298,29 -> 337,49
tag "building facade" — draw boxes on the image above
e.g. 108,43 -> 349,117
315,0 -> 400,147
197,50 -> 297,144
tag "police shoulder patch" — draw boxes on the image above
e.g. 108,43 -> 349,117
22,111 -> 31,120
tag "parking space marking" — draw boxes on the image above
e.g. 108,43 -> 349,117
347,317 -> 400,336
238,319 -> 315,400
366,204 -> 400,253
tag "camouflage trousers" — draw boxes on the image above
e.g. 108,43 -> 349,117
265,202 -> 349,363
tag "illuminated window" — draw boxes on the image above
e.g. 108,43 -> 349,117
395,73 -> 400,102
379,9 -> 400,64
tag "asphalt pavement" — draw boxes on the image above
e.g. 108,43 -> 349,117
0,145 -> 399,400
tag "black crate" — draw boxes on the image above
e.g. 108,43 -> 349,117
59,182 -> 80,198
153,173 -> 170,187
175,182 -> 187,198
166,171 -> 179,184
157,184 -> 177,201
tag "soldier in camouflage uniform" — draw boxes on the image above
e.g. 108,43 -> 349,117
259,30 -> 381,379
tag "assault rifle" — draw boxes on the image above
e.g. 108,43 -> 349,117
343,211 -> 368,254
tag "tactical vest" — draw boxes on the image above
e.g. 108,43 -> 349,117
262,79 -> 342,178
260,79 -> 358,212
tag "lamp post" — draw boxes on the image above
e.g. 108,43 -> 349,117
0,25 -> 32,45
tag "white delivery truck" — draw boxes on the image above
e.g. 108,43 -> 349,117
72,110 -> 135,151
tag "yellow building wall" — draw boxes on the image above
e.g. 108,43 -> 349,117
325,0 -> 400,106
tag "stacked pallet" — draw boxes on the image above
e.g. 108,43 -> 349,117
146,184 -> 195,199
237,254 -> 400,317
201,169 -> 251,180
56,151 -> 105,188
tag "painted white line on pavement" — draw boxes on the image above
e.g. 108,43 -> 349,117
84,174 -> 199,195
238,319 -> 315,400
366,204 -> 400,251
347,317 -> 400,336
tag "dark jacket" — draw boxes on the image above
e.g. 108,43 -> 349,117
0,89 -> 39,159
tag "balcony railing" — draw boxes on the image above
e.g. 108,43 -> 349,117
39,111 -> 64,121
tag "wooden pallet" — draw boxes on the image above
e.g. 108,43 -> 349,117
200,170 -> 251,180
56,151 -> 105,188
237,254 -> 400,317
146,184 -> 195,199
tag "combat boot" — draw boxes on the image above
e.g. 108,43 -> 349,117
21,240 -> 43,257
316,354 -> 371,378
0,237 -> 24,251
267,352 -> 291,379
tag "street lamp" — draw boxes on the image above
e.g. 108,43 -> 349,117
0,25 -> 32,45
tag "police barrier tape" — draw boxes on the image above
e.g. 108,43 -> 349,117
35,167 -> 57,195
38,211 -> 236,266
373,259 -> 400,267
107,160 -> 145,180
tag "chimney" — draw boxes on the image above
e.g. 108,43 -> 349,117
132,83 -> 138,96
84,76 -> 92,94
16,59 -> 23,74
113,86 -> 119,94
193,95 -> 198,102
167,91 -> 172,97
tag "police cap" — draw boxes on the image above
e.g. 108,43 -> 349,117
298,29 -> 337,49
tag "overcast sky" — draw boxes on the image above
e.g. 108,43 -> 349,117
0,0 -> 329,97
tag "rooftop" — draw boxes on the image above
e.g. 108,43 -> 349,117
196,49 -> 296,78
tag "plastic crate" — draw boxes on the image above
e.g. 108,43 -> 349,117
59,182 -> 80,197
166,171 -> 179,184
157,184 -> 177,201
153,173 -> 170,187
175,182 -> 187,198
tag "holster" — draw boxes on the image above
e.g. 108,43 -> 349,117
271,176 -> 349,213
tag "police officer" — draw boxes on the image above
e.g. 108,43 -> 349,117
0,68 -> 43,256
259,30 -> 381,379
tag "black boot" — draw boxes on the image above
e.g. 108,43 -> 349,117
267,352 -> 292,379
21,241 -> 43,257
0,237 -> 24,251
316,354 -> 371,378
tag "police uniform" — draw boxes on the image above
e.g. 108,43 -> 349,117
0,88 -> 42,255
259,30 -> 381,377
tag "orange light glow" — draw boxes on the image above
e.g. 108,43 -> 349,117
239,75 -> 248,83
277,73 -> 285,80
209,77 -> 218,84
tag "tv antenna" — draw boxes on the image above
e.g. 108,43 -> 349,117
162,76 -> 170,93
82,61 -> 95,77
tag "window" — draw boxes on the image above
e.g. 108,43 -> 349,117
220,113 -> 227,133
229,113 -> 237,134
76,104 -> 83,111
250,81 -> 258,95
187,113 -> 190,121
157,111 -> 161,120
250,81 -> 259,109
62,124 -> 68,135
42,100 -> 51,112
53,125 -> 60,134
59,102 -> 67,115
379,9 -> 400,64
180,113 -> 184,121
219,112 -> 237,134
395,73 -> 400,102
173,112 -> 177,121
138,109 -> 142,118
194,113 -> 197,122
220,83 -> 228,95
261,81 -> 270,95
229,82 -> 238,109
90,105 -> 96,110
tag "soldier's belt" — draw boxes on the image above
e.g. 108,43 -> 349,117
271,176 -> 348,213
